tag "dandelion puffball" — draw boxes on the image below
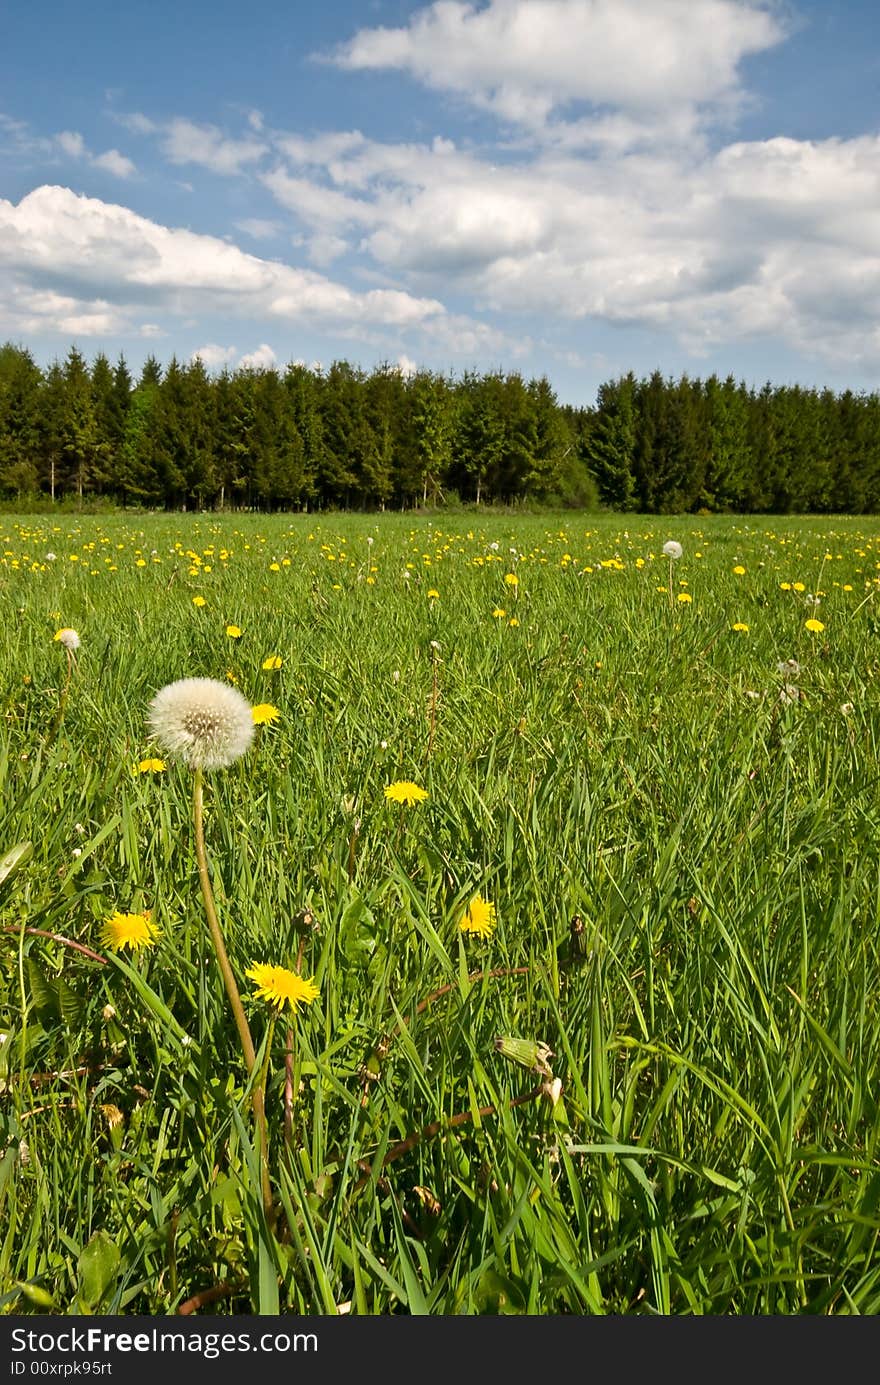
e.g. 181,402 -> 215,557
662,541 -> 683,560
147,677 -> 255,770
54,628 -> 80,650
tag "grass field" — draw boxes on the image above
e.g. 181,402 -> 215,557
1,509 -> 880,1315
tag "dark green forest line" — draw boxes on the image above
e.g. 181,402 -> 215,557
2,342 -> 880,514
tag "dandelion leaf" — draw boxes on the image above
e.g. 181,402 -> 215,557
77,1230 -> 120,1311
0,839 -> 32,888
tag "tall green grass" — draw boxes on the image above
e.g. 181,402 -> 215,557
1,511 -> 879,1314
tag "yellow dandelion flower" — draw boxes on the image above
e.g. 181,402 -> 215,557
251,703 -> 280,726
793,582 -> 806,592
508,617 -> 520,626
384,780 -> 429,805
492,608 -> 506,618
733,565 -> 746,575
427,588 -> 440,599
805,618 -> 825,633
269,562 -> 281,572
226,624 -> 242,639
504,572 -> 519,586
101,910 -> 159,953
262,654 -> 283,670
136,758 -> 166,773
459,894 -> 497,939
246,963 -> 319,1015
779,581 -> 792,591
192,595 -> 206,608
677,592 -> 692,604
731,622 -> 749,632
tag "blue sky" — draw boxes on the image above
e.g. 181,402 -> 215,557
2,0 -> 879,406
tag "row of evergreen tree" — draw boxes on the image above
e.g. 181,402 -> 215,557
1,342 -> 879,513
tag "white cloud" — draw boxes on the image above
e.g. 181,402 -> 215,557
257,118 -> 880,371
0,184 -> 468,349
92,148 -> 136,179
261,167 -> 377,230
0,283 -> 131,338
238,343 -> 277,370
235,217 -> 282,240
306,233 -> 349,267
192,343 -> 237,368
56,131 -> 86,159
161,118 -> 267,175
117,112 -> 157,135
53,128 -> 136,178
329,0 -> 785,140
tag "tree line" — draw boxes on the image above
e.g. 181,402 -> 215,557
1,342 -> 879,513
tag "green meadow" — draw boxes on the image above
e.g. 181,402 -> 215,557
1,509 -> 880,1315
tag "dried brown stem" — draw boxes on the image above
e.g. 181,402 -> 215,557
177,1280 -> 241,1315
3,926 -> 107,966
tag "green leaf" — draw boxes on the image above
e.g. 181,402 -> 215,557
16,1281 -> 56,1309
58,976 -> 85,1027
26,957 -> 59,1023
0,840 -> 32,888
77,1231 -> 120,1310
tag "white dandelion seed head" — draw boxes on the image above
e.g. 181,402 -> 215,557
840,702 -> 854,715
56,628 -> 80,650
147,677 -> 255,770
662,540 -> 683,560
777,658 -> 801,677
45,552 -> 57,561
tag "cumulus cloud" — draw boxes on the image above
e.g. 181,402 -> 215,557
92,148 -> 136,178
192,343 -> 237,369
56,131 -> 86,159
235,217 -> 282,240
53,129 -> 135,178
238,343 -> 277,370
0,184 -> 479,350
329,0 -> 786,141
13,126 -> 137,179
160,117 -> 267,175
255,119 -> 880,370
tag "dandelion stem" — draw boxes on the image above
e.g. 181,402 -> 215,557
192,767 -> 272,1219
283,1026 -> 294,1156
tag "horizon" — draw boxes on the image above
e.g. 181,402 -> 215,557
3,1 -> 879,409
